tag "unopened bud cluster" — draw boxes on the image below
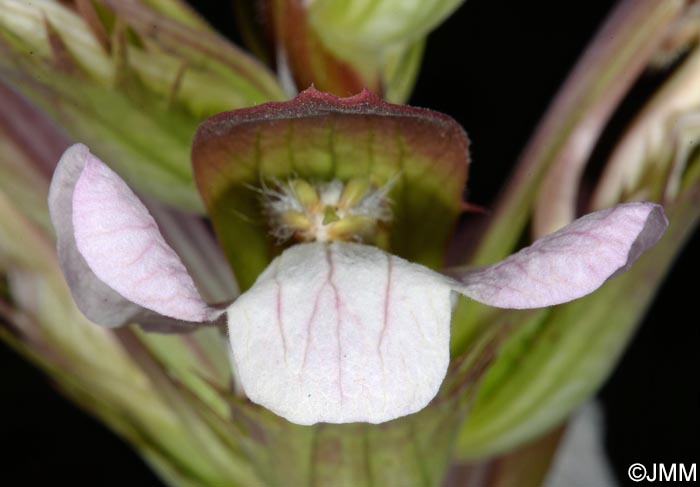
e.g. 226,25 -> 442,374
262,178 -> 393,243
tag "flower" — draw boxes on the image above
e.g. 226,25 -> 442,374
50,136 -> 667,425
1,2 -> 695,484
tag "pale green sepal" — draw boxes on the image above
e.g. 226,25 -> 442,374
307,0 -> 463,59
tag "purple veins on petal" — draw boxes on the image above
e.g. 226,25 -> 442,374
447,202 -> 668,309
226,241 -> 452,425
49,143 -> 222,329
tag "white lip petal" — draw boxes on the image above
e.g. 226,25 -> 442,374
227,241 -> 453,425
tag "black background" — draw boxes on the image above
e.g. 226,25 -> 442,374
1,1 -> 697,485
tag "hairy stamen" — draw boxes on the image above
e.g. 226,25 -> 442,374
261,177 -> 394,243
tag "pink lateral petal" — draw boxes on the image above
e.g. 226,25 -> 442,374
449,202 -> 668,309
71,149 -> 214,322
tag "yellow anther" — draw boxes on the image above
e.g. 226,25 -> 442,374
281,210 -> 311,230
338,177 -> 370,209
328,215 -> 376,240
291,180 -> 320,210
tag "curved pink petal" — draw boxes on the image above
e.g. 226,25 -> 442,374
71,148 -> 215,322
48,144 -> 221,332
227,241 -> 453,425
448,202 -> 668,309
